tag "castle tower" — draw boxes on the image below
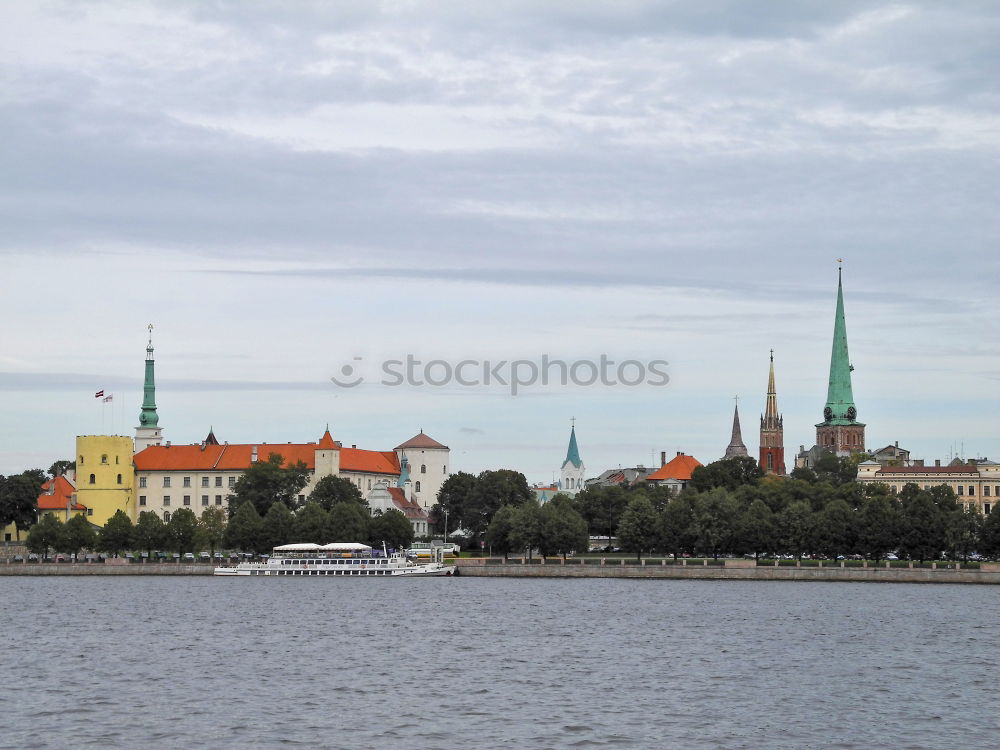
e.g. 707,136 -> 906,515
560,422 -> 586,495
759,351 -> 785,475
134,324 -> 164,452
723,401 -> 749,459
815,266 -> 865,456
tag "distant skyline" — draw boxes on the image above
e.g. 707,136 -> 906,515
1,1 -> 998,478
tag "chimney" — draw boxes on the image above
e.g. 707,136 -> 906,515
166,441 -> 171,448
914,459 -> 924,467
894,440 -> 899,448
251,446 -> 258,463
352,444 -> 356,449
660,451 -> 666,466
935,459 -> 941,467
676,451 -> 682,457
200,441 -> 206,451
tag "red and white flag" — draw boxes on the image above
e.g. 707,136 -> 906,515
94,390 -> 105,398
102,395 -> 113,403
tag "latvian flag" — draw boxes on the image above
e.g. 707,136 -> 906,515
95,390 -> 105,398
103,395 -> 113,403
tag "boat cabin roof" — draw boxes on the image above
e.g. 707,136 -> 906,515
273,543 -> 372,552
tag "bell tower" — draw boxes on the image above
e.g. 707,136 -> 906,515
134,324 -> 164,452
759,350 -> 785,475
815,264 -> 865,456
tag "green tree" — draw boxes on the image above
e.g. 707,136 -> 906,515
225,501 -> 264,553
369,509 -> 414,551
133,511 -> 167,557
815,498 -> 856,559
484,504 -> 517,560
658,493 -> 698,559
167,508 -> 199,554
898,487 -> 946,562
617,495 -> 658,561
946,505 -> 981,562
48,460 -> 75,478
62,513 -> 97,557
198,507 -> 227,558
309,475 -> 365,511
26,514 -> 63,561
0,471 -> 46,539
294,501 -> 329,544
434,471 -> 478,536
327,502 -> 369,542
695,488 -> 738,559
858,495 -> 899,563
689,456 -> 763,492
261,501 -> 296,551
980,507 -> 1000,559
229,453 -> 310,517
573,485 -> 629,547
537,500 -> 588,561
97,510 -> 134,556
811,453 -> 861,486
738,499 -> 776,560
510,501 -> 543,560
467,469 -> 532,539
778,501 -> 815,559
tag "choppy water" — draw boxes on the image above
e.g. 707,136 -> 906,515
2,577 -> 998,749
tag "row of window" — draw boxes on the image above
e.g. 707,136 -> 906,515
139,495 -> 225,507
79,454 -> 122,465
138,475 -> 236,489
88,473 -> 124,485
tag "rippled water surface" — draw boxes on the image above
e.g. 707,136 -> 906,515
3,577 -> 998,749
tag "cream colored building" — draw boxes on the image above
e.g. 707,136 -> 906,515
856,459 -> 1000,514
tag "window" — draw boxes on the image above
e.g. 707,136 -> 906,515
139,495 -> 146,506
201,495 -> 208,506
89,473 -> 96,485
443,466 -> 447,474
163,496 -> 171,506
985,486 -> 992,497
87,508 -> 93,516
415,481 -> 421,492
201,477 -> 209,488
115,456 -> 119,464
163,477 -> 171,488
767,454 -> 773,471
215,476 -> 222,487
228,476 -> 236,488
139,476 -> 147,488
183,495 -> 191,506
984,503 -> 992,515
958,485 -> 964,496
79,455 -> 84,465
367,478 -> 372,490
116,473 -> 122,485
101,454 -> 108,464
968,486 -> 975,496
163,511 -> 170,522
215,495 -> 222,505
183,476 -> 191,487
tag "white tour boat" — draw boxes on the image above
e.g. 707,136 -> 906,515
213,542 -> 454,577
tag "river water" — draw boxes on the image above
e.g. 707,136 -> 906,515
2,577 -> 997,749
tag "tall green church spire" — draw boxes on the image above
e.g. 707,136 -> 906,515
562,423 -> 582,469
822,267 -> 858,425
138,324 -> 159,428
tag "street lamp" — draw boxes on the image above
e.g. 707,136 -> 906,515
443,509 -> 449,541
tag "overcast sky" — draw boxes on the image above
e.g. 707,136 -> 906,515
1,1 -> 998,480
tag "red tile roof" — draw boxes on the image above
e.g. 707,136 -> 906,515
134,438 -> 400,477
646,453 -> 703,481
37,476 -> 86,511
875,465 -> 979,475
395,431 -> 448,450
317,430 -> 338,450
388,487 -> 429,520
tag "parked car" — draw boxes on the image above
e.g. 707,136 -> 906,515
155,551 -> 167,561
198,552 -> 210,561
54,554 -> 68,563
12,554 -> 24,563
213,552 -> 223,560
27,553 -> 40,562
183,552 -> 196,562
83,553 -> 98,563
886,553 -> 899,561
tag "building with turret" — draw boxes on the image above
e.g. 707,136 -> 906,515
559,423 -> 586,495
759,351 -> 785,475
135,324 -> 164,452
797,267 -> 866,468
723,402 -> 749,459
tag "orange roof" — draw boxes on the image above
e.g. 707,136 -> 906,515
317,429 -> 338,450
395,431 -> 448,450
388,487 -> 429,520
135,439 -> 400,477
340,448 -> 400,476
646,453 -> 703,481
37,476 -> 86,511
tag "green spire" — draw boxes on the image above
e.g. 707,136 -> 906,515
563,424 -> 582,469
138,324 -> 159,428
822,268 -> 860,426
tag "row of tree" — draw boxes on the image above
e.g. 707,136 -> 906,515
484,496 -> 589,560
25,507 -> 227,560
224,501 -> 414,554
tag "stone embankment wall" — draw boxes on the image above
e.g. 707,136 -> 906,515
0,563 -> 213,576
454,558 -> 1000,584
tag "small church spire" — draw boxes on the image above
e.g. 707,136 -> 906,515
138,323 -> 158,428
760,350 -> 785,474
560,420 -> 585,495
724,398 -> 749,459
